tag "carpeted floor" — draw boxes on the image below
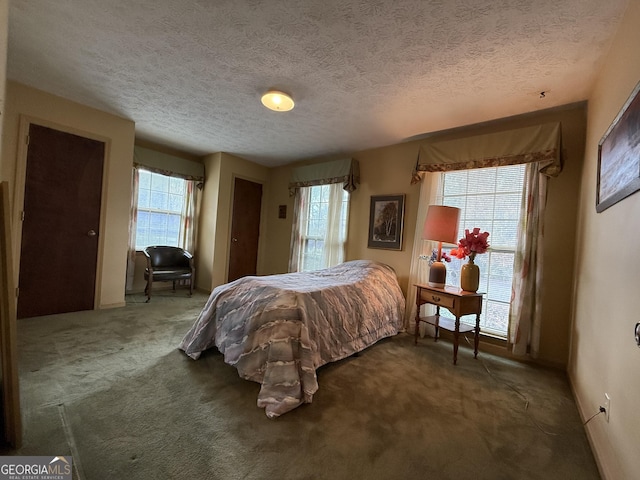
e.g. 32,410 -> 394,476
3,291 -> 600,479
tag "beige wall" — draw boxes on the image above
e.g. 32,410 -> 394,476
263,165 -> 295,274
197,152 -> 269,291
570,2 -> 640,478
1,82 -> 135,309
263,147 -> 423,290
265,105 -> 587,368
2,4 -> 636,472
197,152 -> 222,291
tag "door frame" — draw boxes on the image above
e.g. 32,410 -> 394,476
13,115 -> 110,310
225,174 -> 266,283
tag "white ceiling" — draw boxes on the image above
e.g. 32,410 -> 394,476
7,0 -> 629,167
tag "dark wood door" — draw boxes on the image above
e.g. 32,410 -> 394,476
227,177 -> 262,282
17,124 -> 105,318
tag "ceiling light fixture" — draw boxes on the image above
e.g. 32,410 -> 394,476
261,90 -> 295,112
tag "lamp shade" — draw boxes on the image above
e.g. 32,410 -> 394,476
422,205 -> 460,243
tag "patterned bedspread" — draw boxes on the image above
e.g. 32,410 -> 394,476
179,260 -> 405,418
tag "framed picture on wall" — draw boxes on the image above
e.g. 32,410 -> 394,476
367,194 -> 405,250
596,79 -> 640,212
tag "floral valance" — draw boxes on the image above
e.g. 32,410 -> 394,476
288,158 -> 360,196
412,122 -> 562,183
134,146 -> 205,181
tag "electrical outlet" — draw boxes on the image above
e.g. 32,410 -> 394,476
604,393 -> 611,423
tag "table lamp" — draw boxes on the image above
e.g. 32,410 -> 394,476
423,205 -> 460,288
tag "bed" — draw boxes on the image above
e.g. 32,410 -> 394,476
179,259 -> 406,418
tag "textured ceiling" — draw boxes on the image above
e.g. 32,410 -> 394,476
7,0 -> 629,166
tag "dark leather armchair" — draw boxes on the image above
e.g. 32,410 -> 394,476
143,246 -> 195,302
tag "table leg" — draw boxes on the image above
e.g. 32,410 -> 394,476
453,317 -> 460,365
414,294 -> 421,345
474,313 -> 480,358
434,306 -> 440,342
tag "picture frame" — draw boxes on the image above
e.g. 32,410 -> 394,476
367,194 -> 405,250
596,79 -> 640,213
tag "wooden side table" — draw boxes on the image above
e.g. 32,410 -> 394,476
414,284 -> 483,365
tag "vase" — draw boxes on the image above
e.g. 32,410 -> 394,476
460,258 -> 480,292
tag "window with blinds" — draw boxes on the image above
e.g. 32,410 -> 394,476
135,169 -> 187,249
298,184 -> 349,272
437,164 -> 526,337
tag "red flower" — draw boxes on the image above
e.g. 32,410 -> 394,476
449,228 -> 490,260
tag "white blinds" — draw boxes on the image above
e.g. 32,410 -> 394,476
438,164 -> 527,337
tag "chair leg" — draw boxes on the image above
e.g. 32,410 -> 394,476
145,278 -> 152,303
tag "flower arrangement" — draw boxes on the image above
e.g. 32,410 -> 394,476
420,248 -> 451,266
450,228 -> 490,261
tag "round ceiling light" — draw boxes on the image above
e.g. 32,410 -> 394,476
261,90 -> 294,112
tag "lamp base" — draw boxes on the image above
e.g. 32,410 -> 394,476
428,261 -> 447,288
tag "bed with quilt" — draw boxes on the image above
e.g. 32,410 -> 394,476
179,259 -> 405,418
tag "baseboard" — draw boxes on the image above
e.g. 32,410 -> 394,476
98,302 -> 126,309
429,330 -> 567,370
126,283 -> 203,296
568,374 -> 612,480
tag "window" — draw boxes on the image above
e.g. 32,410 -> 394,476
135,169 -> 187,250
437,164 -> 526,337
293,184 -> 350,272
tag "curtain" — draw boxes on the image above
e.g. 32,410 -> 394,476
134,146 -> 204,181
323,183 -> 349,267
126,166 -> 202,292
412,122 -> 562,181
288,158 -> 359,195
288,184 -> 347,272
410,122 -> 562,354
125,166 -> 140,292
288,188 -> 309,273
179,180 -> 200,254
288,159 -> 358,273
508,162 -> 548,357
405,173 -> 441,334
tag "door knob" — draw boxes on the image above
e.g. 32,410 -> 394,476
232,237 -> 238,243
87,230 -> 97,237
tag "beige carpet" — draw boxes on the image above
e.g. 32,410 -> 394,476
3,291 -> 600,479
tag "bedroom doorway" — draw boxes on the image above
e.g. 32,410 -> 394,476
228,177 -> 262,282
17,123 -> 105,318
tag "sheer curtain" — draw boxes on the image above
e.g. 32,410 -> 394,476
288,158 -> 359,273
179,180 -> 201,254
508,162 -> 547,357
288,188 -> 309,273
125,166 -> 139,292
289,183 -> 347,272
323,183 -> 349,267
405,173 -> 441,334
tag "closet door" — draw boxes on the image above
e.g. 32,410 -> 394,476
227,177 -> 262,282
17,124 -> 104,318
